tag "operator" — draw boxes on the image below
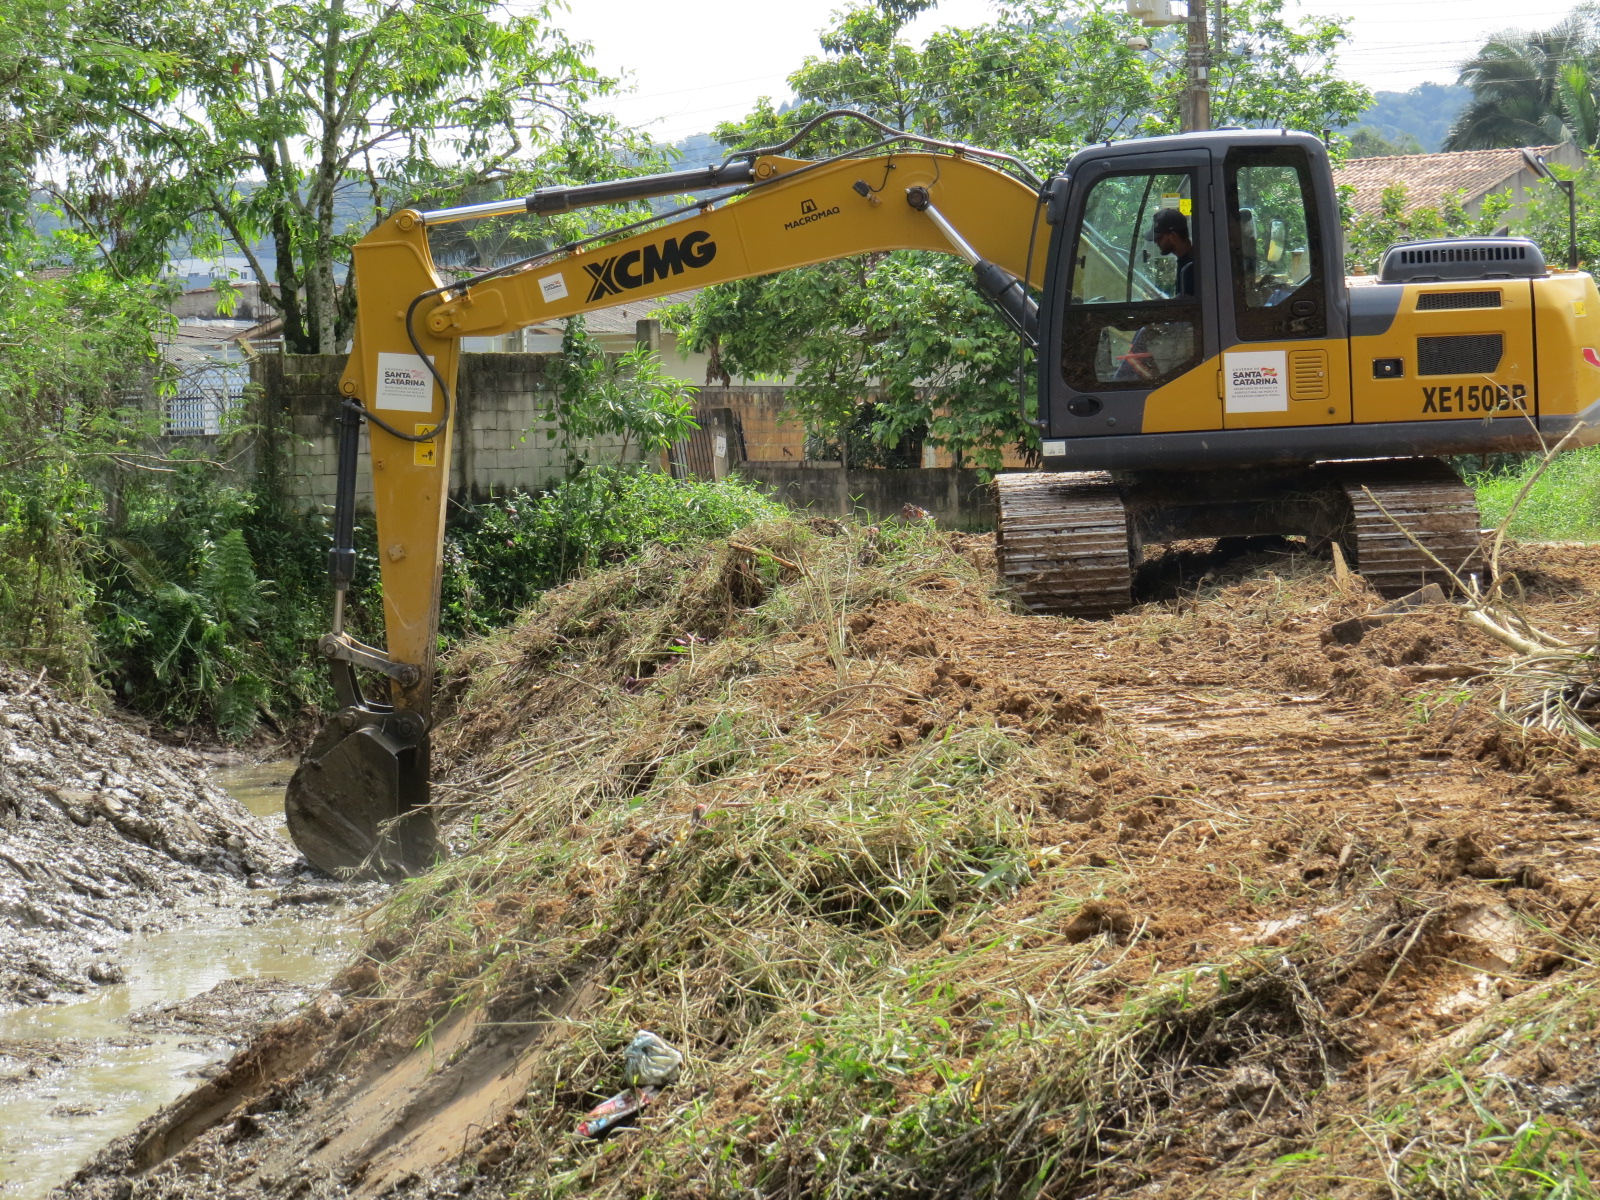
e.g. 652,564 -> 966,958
1109,207 -> 1199,384
1148,208 -> 1195,297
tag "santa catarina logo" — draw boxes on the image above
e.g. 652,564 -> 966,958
584,231 -> 716,302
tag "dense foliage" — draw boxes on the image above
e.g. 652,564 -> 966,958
0,240 -> 168,693
1445,9 -> 1600,150
670,0 -> 1369,474
91,460 -> 782,738
437,470 -> 784,639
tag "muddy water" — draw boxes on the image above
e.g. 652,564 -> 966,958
0,761 -> 356,1199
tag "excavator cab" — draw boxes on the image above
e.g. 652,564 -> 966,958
993,128 -> 1597,614
1037,130 -> 1350,465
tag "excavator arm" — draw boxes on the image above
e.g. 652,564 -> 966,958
285,145 -> 1045,878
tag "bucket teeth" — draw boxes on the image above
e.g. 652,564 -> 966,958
995,472 -> 1135,617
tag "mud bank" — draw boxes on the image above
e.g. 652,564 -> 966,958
51,527 -> 1600,1200
0,670 -> 294,1006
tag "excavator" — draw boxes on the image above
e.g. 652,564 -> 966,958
285,111 -> 1600,879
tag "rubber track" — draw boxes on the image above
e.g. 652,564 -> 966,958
995,471 -> 1134,617
1339,462 -> 1485,598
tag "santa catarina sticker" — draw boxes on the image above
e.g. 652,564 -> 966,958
1224,350 -> 1288,413
375,352 -> 435,412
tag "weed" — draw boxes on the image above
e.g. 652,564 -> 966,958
1474,448 -> 1600,542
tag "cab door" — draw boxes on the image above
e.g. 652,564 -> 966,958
1217,144 -> 1352,429
1046,149 -> 1218,440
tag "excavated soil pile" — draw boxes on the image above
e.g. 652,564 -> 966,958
63,523 -> 1600,1199
0,670 -> 292,1005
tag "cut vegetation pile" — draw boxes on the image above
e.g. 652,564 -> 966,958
76,521 -> 1600,1200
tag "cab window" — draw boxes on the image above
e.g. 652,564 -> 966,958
1224,148 -> 1326,340
1063,170 -> 1202,390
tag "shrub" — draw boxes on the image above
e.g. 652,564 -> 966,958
439,468 -> 786,637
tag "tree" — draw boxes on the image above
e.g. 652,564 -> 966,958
0,0 -> 184,227
1344,127 -> 1425,158
45,0 -> 649,354
542,320 -> 698,470
1444,14 -> 1599,150
0,226 -> 171,691
1340,182 -> 1507,275
1520,159 -> 1600,268
1205,0 -> 1372,135
672,0 -> 1368,474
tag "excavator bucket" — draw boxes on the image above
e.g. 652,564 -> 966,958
286,716 -> 442,882
285,394 -> 443,882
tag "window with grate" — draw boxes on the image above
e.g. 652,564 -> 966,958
1417,333 -> 1503,375
1416,291 -> 1501,311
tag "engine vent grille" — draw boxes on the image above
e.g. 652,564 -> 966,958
1378,237 -> 1545,283
1399,244 -> 1527,265
1416,290 -> 1502,311
1288,349 -> 1329,400
1417,333 -> 1503,376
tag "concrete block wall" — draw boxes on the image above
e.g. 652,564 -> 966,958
740,462 -> 997,530
253,353 -> 641,512
248,354 -> 998,528
701,384 -> 1034,471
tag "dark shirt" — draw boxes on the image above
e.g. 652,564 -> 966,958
1175,251 -> 1195,297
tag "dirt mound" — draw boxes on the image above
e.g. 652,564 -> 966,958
0,670 -> 293,1006
61,524 -> 1600,1199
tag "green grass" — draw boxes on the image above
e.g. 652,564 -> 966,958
1474,447 -> 1600,541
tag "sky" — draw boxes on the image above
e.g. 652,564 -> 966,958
541,0 -> 1587,145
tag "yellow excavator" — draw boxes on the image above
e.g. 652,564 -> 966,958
285,111 -> 1600,878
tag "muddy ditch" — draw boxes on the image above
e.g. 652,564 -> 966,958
0,670 -> 295,1004
0,671 -> 375,1197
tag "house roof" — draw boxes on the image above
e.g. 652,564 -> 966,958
1334,144 -> 1569,215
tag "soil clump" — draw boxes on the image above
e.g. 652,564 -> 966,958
54,524 -> 1600,1199
0,670 -> 294,1007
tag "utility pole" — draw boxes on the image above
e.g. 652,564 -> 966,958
1181,0 -> 1210,133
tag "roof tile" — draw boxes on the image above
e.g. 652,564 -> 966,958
1333,144 -> 1566,215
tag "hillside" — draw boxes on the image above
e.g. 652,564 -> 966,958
1347,83 -> 1472,153
65,520 -> 1600,1199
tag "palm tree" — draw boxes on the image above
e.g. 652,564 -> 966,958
1444,14 -> 1599,150
1557,58 -> 1600,149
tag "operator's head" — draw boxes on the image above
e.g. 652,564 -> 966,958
1148,208 -> 1191,257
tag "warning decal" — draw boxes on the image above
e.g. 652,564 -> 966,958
1224,350 -> 1288,414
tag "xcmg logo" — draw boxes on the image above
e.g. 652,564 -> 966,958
584,230 -> 715,302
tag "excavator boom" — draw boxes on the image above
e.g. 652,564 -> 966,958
286,145 -> 1046,878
